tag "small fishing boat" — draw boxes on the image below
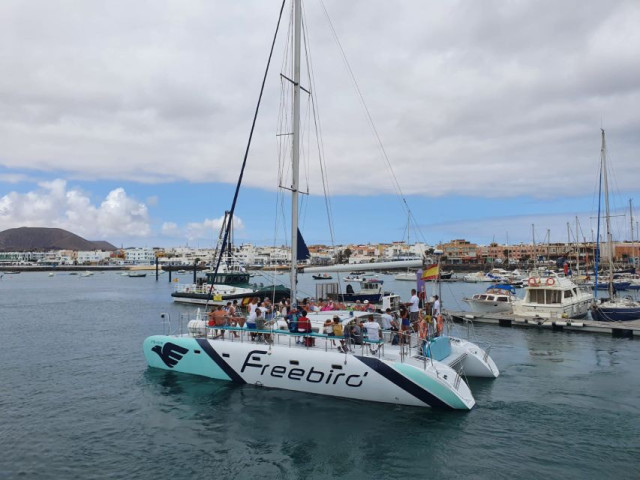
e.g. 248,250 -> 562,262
128,272 -> 147,278
312,273 -> 333,280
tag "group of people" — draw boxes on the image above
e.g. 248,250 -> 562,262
387,289 -> 443,347
206,289 -> 444,349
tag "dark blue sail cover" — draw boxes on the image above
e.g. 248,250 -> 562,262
297,228 -> 310,261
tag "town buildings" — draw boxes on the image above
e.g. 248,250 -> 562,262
1,239 -> 638,268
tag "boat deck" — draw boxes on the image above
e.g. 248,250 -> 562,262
190,326 -> 427,364
448,310 -> 640,338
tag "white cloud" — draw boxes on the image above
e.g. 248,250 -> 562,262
185,216 -> 244,242
0,173 -> 32,184
0,0 -> 638,199
0,180 -> 151,240
161,222 -> 179,236
160,216 -> 245,243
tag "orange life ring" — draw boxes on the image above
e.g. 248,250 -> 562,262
528,277 -> 541,287
546,277 -> 555,286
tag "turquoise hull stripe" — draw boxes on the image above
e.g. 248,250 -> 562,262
393,363 -> 468,410
144,336 -> 232,381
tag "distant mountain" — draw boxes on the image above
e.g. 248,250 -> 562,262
0,227 -> 117,252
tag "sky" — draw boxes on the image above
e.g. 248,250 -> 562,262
1,0 -> 640,249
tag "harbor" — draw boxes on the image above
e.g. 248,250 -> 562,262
2,0 -> 640,477
1,270 -> 639,478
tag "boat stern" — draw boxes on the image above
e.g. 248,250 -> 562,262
143,335 -> 236,381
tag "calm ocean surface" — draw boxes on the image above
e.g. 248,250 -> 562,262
1,271 -> 638,479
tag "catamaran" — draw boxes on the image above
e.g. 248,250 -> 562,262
143,0 -> 498,409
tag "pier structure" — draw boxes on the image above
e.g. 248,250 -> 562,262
448,310 -> 640,339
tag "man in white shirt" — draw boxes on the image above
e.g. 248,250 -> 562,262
406,289 -> 420,325
363,315 -> 381,342
380,308 -> 393,330
432,295 -> 441,317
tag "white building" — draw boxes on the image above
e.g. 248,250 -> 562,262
124,248 -> 156,265
77,250 -> 112,265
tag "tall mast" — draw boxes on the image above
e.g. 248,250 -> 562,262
601,129 -> 615,299
575,216 -> 580,275
630,199 -> 635,271
532,224 -> 536,270
290,0 -> 302,307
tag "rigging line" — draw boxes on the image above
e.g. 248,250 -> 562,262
302,4 -> 337,247
204,0 -> 287,310
302,4 -> 345,288
319,1 -> 422,227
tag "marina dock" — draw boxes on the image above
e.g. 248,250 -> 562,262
448,310 -> 640,339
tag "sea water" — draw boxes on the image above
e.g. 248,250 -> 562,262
1,271 -> 638,479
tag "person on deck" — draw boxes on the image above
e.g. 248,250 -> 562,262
406,289 -> 420,325
399,307 -> 411,347
432,295 -> 441,317
331,316 -> 346,353
349,321 -> 364,346
380,308 -> 393,330
297,310 -> 312,346
363,315 -> 381,342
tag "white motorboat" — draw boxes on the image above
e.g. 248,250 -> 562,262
462,284 -> 517,314
143,0 -> 498,409
512,271 -> 593,319
394,271 -> 417,282
462,271 -> 495,283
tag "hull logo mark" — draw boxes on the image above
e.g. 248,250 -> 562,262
151,342 -> 189,368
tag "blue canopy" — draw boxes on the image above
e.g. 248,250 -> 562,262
488,284 -> 516,294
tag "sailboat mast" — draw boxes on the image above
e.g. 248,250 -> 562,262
630,199 -> 635,271
290,0 -> 302,307
575,216 -> 580,276
601,129 -> 615,299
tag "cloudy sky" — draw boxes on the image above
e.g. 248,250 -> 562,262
1,0 -> 639,248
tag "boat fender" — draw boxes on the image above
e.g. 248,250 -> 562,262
546,278 -> 555,286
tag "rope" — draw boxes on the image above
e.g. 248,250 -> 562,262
204,0 -> 287,311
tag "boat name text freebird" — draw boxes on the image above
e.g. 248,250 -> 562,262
240,350 -> 368,387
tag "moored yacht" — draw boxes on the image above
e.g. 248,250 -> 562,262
512,272 -> 592,319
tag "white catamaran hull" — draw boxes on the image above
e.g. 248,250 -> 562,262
143,334 -> 475,410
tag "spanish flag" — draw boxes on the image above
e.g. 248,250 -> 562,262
422,264 -> 439,280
